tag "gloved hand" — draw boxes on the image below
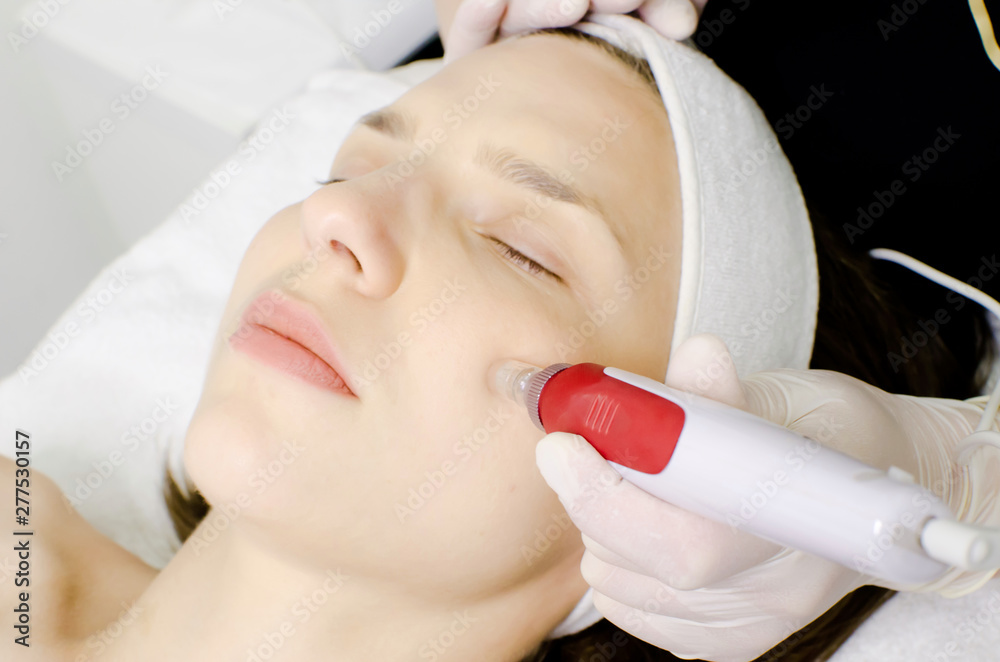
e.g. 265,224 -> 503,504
535,333 -> 1000,661
442,0 -> 710,63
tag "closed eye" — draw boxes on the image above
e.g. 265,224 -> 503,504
316,177 -> 563,283
487,237 -> 562,283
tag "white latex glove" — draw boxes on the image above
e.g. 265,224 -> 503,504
535,333 -> 1000,661
442,0 -> 710,63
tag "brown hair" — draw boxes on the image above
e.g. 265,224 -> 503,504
162,28 -> 995,662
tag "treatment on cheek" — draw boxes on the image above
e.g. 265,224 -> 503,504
486,359 -> 963,588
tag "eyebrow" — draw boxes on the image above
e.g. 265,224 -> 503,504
357,108 -> 415,142
355,108 -> 623,252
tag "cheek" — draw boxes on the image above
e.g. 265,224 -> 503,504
388,410 -> 583,579
369,290 -> 583,568
181,397 -> 326,532
553,269 -> 677,379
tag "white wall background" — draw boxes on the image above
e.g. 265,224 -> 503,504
0,0 -> 437,377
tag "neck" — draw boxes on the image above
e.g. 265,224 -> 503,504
81,516 -> 587,662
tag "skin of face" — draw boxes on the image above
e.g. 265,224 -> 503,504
169,31 -> 682,658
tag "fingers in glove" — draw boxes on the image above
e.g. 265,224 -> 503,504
589,0 -> 646,13
637,0 -> 701,41
580,549 -> 679,613
739,371 -> 811,428
582,550 -> 815,625
665,334 -> 749,410
575,500 -> 782,590
583,551 -> 794,626
591,588 -> 777,662
588,550 -> 866,662
579,532 -> 650,574
538,431 -> 783,588
444,0 -> 509,64
497,0 -> 590,37
669,335 -> 847,442
740,370 -> 902,467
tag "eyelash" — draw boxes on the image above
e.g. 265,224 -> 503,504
487,237 -> 561,282
316,177 -> 562,283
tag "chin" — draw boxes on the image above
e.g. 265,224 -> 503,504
181,395 -> 276,512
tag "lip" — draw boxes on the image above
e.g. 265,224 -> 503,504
228,290 -> 357,398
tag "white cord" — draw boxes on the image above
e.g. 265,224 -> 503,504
870,248 -> 1000,573
869,248 -> 1000,444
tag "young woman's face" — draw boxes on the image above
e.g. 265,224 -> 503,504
184,32 -> 681,602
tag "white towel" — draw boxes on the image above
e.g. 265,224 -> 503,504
829,577 -> 1000,661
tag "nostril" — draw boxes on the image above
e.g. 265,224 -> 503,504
330,240 -> 362,272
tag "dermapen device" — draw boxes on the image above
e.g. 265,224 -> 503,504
491,359 -> 1000,585
491,247 -> 1000,586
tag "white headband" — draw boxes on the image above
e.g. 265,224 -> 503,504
546,13 -> 819,640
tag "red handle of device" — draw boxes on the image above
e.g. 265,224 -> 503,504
536,363 -> 686,474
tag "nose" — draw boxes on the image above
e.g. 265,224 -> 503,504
299,179 -> 406,298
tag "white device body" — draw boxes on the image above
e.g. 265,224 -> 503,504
602,367 -> 954,585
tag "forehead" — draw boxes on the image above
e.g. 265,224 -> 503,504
397,33 -> 678,266
414,33 -> 658,136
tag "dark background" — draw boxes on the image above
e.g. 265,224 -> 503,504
694,0 -> 998,297
692,0 -> 999,392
